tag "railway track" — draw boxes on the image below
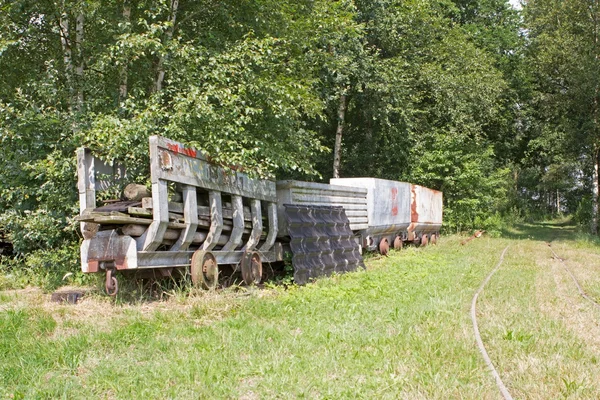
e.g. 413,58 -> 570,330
546,242 -> 600,311
471,245 -> 513,400
471,239 -> 600,399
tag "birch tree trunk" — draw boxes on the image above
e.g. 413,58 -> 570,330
591,1 -> 600,233
593,147 -> 599,234
75,11 -> 84,111
119,0 -> 131,103
154,0 -> 178,93
59,9 -> 73,108
333,93 -> 347,179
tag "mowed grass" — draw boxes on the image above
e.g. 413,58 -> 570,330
2,222 -> 600,399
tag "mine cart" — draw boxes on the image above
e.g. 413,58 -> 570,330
77,136 -> 283,294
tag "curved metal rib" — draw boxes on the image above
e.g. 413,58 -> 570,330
171,185 -> 198,251
259,202 -> 278,252
222,195 -> 244,251
202,191 -> 223,251
245,199 -> 263,250
143,180 -> 169,251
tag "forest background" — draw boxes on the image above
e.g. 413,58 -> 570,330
0,0 -> 598,287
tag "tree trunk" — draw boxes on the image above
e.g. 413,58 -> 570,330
593,147 -> 599,234
333,93 -> 347,179
75,11 -> 84,111
119,0 -> 131,103
154,0 -> 179,93
123,183 -> 151,201
592,0 -> 600,234
59,9 -> 73,107
556,189 -> 560,214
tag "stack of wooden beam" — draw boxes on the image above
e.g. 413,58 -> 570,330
77,184 -> 264,248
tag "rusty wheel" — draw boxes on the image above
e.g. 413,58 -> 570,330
241,251 -> 263,285
420,234 -> 429,247
379,238 -> 390,256
393,236 -> 403,250
430,233 -> 438,245
191,250 -> 218,290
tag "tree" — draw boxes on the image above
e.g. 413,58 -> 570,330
524,0 -> 600,232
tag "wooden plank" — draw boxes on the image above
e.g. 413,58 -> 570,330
127,207 -> 184,222
90,215 -> 187,230
141,197 -> 252,221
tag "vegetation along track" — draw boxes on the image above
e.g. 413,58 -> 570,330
471,245 -> 513,400
546,242 -> 600,311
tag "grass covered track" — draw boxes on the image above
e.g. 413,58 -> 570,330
3,222 -> 600,398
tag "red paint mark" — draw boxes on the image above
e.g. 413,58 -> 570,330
167,143 -> 197,158
391,187 -> 398,216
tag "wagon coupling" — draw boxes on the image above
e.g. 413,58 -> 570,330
105,268 -> 118,296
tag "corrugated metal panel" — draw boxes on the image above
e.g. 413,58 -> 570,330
276,180 -> 368,236
284,204 -> 365,285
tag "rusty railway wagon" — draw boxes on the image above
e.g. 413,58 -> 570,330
77,136 -> 442,295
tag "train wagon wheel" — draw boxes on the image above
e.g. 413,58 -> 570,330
379,238 -> 390,256
393,236 -> 403,251
191,250 -> 219,290
430,233 -> 438,245
420,234 -> 429,247
241,251 -> 263,285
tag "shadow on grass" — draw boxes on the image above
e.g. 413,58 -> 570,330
500,218 -> 581,243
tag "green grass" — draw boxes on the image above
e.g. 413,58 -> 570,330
2,222 -> 600,398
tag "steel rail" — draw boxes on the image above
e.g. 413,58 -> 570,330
471,245 -> 513,400
546,243 -> 600,311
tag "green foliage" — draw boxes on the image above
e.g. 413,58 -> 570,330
574,196 -> 593,229
0,0 -> 559,288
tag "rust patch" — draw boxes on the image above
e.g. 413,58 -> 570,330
461,230 -> 485,245
86,257 -> 128,273
410,185 -> 418,222
159,150 -> 173,171
391,187 -> 398,216
87,260 -> 99,273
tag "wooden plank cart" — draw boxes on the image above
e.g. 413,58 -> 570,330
77,136 -> 282,294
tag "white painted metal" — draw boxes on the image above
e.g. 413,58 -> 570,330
202,191 -> 223,251
142,179 -> 169,251
409,184 -> 443,235
170,184 -> 198,251
245,199 -> 263,250
259,202 -> 278,251
221,194 -> 244,251
330,178 -> 411,235
149,135 -> 276,202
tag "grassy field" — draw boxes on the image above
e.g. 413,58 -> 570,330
2,221 -> 600,399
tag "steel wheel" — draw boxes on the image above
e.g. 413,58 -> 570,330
241,251 -> 263,285
379,238 -> 390,256
393,235 -> 403,250
420,234 -> 429,247
430,233 -> 438,245
191,250 -> 219,290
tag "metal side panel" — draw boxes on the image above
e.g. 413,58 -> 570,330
149,135 -> 276,202
284,204 -> 365,285
276,180 -> 368,236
